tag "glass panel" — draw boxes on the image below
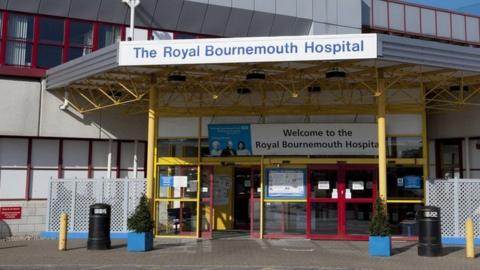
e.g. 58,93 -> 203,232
387,166 -> 423,199
156,201 -> 197,236
68,47 -> 92,61
388,203 -> 422,236
388,137 -> 423,158
99,24 -> 121,48
70,21 -> 93,46
345,170 -> 374,199
441,143 -> 462,179
6,41 -> 32,66
39,17 -> 64,43
157,166 -> 198,199
345,203 -> 372,235
252,170 -> 260,198
158,139 -> 208,158
174,33 -> 197,39
264,202 -> 306,235
251,199 -> 260,234
37,45 -> 62,68
7,14 -> 34,40
310,202 -> 338,234
201,202 -> 212,237
200,168 -> 211,199
152,30 -> 173,40
310,169 -> 338,198
0,12 -> 3,38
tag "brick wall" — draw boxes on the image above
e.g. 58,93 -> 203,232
0,201 -> 47,238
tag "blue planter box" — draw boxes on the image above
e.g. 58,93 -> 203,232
369,236 -> 392,257
127,232 -> 153,252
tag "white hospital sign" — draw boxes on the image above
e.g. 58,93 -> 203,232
118,34 -> 378,66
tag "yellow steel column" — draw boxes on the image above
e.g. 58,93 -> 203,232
377,69 -> 387,200
196,117 -> 202,238
260,157 -> 264,239
146,83 -> 158,202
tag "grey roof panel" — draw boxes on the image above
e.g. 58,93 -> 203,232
223,7 -> 253,37
270,14 -> 297,36
176,1 -> 208,33
379,34 -> 480,72
151,0 -> 184,31
97,0 -> 128,25
7,0 -> 40,13
68,0 -> 101,21
247,11 -> 274,37
38,0 -> 70,17
255,0 -> 274,13
294,18 -> 312,35
201,4 -> 231,36
209,0 -> 231,7
297,0 -> 312,19
232,0 -> 253,10
276,0 -> 296,17
125,0 -> 157,28
0,0 -> 6,9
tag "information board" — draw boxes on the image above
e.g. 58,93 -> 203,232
266,169 -> 306,199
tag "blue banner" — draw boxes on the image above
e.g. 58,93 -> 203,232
160,176 -> 174,187
208,124 -> 252,157
403,175 -> 421,189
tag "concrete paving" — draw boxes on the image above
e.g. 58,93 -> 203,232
0,238 -> 478,270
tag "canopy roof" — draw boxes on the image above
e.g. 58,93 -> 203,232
46,34 -> 480,116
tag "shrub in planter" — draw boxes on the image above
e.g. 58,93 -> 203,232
368,196 -> 392,257
127,194 -> 154,252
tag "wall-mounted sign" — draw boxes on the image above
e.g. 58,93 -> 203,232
318,181 -> 330,190
397,177 -> 404,187
352,181 -> 364,190
366,181 -> 373,190
173,176 -> 188,188
160,176 -> 173,187
209,123 -> 378,156
266,169 -> 306,199
331,189 -> 338,199
346,189 -> 352,199
0,207 -> 22,219
119,34 -> 377,66
404,176 -> 421,189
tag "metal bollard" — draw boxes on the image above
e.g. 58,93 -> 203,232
58,212 -> 68,251
465,218 -> 474,259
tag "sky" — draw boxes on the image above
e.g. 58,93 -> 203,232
404,0 -> 480,9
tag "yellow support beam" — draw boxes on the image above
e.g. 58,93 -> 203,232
377,69 -> 387,200
146,84 -> 158,202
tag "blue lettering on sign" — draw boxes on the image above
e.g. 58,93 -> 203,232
133,40 -> 366,60
160,176 -> 174,187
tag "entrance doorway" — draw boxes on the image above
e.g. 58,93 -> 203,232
233,167 -> 260,231
307,165 -> 377,240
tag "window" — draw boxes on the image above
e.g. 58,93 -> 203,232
68,21 -> 93,61
152,30 -> 173,40
6,14 -> 34,66
37,17 -> 64,68
98,24 -> 121,48
174,33 -> 197,39
436,139 -> 463,179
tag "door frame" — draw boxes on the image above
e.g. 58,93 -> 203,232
306,164 -> 377,240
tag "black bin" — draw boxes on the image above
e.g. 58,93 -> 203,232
87,203 -> 111,250
416,206 -> 443,257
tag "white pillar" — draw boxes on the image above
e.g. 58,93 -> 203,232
133,140 -> 138,178
465,137 -> 470,179
107,140 -> 112,179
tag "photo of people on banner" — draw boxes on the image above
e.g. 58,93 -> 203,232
208,124 -> 252,156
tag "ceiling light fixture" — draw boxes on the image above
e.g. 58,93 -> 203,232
325,67 -> 346,80
168,71 -> 187,82
246,69 -> 266,81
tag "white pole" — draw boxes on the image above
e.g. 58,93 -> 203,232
123,0 -> 140,41
107,140 -> 112,179
465,137 -> 470,179
133,140 -> 138,178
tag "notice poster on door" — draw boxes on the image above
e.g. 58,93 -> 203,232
214,175 -> 231,205
266,169 -> 306,199
318,181 -> 330,190
352,181 -> 364,190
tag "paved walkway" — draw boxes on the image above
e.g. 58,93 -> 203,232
0,238 -> 478,270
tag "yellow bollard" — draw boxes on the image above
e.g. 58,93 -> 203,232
58,212 -> 68,251
465,218 -> 474,259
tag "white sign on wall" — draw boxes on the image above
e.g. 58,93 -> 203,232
119,34 -> 377,66
250,123 -> 378,156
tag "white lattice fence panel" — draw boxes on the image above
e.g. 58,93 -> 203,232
458,182 -> 480,238
47,181 -> 74,231
73,181 -> 97,231
426,180 -> 457,237
47,179 -> 146,233
103,181 -> 126,232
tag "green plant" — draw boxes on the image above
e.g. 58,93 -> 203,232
369,196 -> 391,236
127,194 -> 154,233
